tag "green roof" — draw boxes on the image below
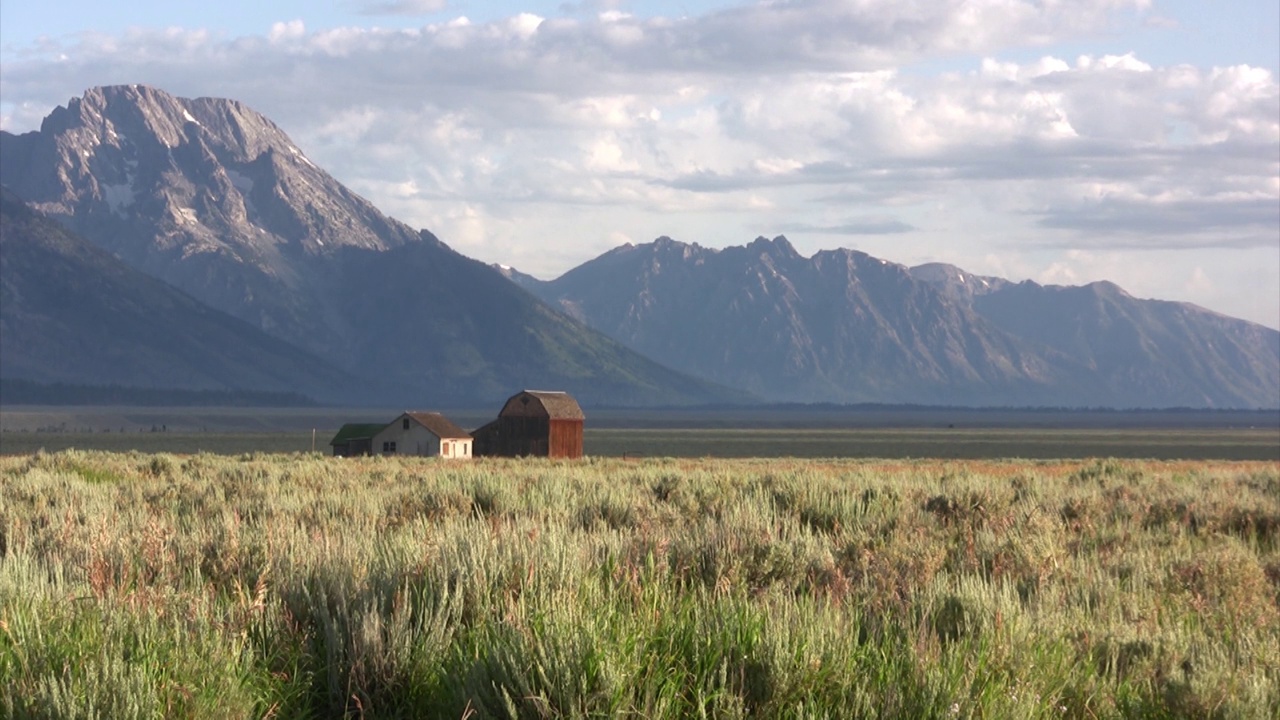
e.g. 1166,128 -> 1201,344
329,423 -> 387,445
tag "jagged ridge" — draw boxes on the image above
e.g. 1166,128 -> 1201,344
517,236 -> 1279,408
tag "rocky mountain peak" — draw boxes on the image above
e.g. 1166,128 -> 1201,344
648,235 -> 709,263
1,85 -> 430,355
910,262 -> 966,283
650,235 -> 684,255
910,262 -> 1007,299
746,234 -> 801,261
1082,280 -> 1130,298
43,85 -> 183,149
2,85 -> 415,258
52,85 -> 305,164
812,246 -> 884,270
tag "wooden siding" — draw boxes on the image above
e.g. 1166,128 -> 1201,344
548,418 -> 583,459
472,390 -> 585,459
472,416 -> 583,458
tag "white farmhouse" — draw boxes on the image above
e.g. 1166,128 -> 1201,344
371,412 -> 473,458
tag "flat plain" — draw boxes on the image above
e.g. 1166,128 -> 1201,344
2,406 -> 1277,460
3,448 -> 1280,718
3,405 -> 1278,717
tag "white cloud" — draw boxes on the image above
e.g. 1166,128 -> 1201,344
268,20 -> 306,42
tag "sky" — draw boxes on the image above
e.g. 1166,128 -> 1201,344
2,0 -> 1278,329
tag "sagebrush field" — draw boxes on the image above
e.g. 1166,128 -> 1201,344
2,451 -> 1278,718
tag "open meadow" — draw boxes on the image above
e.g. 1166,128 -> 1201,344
2,451 -> 1279,718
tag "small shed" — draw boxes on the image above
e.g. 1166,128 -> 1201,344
329,423 -> 386,457
371,412 -> 473,458
472,390 -> 584,459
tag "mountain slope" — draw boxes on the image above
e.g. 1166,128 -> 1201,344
909,265 -> 1280,408
0,86 -> 741,407
339,240 -> 740,406
525,236 -> 1279,408
0,187 -> 354,399
530,236 -> 1091,405
0,84 -> 420,355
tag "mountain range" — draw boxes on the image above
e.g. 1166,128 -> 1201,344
0,85 -> 738,407
2,85 -> 1276,408
507,236 -> 1280,408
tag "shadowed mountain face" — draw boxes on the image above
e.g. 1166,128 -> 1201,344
515,237 -> 1280,408
0,187 -> 354,400
947,275 -> 1279,409
904,263 -> 1280,407
0,86 -> 741,407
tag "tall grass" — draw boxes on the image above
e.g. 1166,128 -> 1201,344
2,451 -> 1278,718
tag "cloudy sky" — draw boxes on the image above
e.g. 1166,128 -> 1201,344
2,0 -> 1278,328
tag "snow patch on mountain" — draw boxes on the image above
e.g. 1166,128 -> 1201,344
288,145 -> 316,169
101,182 -> 135,216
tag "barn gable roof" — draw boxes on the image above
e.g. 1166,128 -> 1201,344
471,418 -> 500,436
404,412 -> 472,439
329,423 -> 386,446
502,390 -> 585,420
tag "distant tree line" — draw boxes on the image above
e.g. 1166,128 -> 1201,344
0,379 -> 317,407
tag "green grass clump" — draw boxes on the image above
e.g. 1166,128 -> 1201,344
2,452 -> 1278,718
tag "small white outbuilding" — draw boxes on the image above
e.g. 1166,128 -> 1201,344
371,412 -> 473,458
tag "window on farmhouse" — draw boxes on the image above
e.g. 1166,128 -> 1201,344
403,418 -> 410,430
389,441 -> 396,452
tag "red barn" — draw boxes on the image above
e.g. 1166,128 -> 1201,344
472,390 -> 584,458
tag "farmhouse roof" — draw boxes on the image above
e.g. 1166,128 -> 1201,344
507,390 -> 585,420
404,412 -> 472,439
329,423 -> 386,446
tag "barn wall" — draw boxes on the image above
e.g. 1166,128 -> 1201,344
507,416 -> 549,456
471,421 -> 500,456
548,419 -> 584,459
473,416 -> 566,457
473,393 -> 584,458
